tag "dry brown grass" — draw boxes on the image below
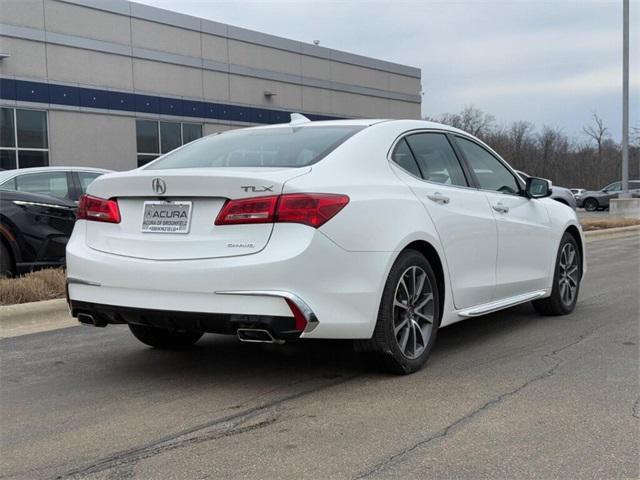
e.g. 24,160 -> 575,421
0,268 -> 66,305
581,217 -> 640,231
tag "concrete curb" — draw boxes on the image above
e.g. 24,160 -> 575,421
0,299 -> 75,338
584,225 -> 640,241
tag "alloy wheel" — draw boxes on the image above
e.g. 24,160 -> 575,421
393,266 -> 435,359
558,243 -> 579,307
584,199 -> 598,212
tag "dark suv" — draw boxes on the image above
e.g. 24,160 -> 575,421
578,180 -> 640,211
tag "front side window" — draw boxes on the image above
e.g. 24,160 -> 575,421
604,182 -> 621,192
14,172 -> 70,199
405,133 -> 468,186
145,126 -> 364,170
455,136 -> 520,194
136,120 -> 204,167
0,108 -> 49,169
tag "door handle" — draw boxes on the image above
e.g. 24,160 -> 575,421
426,192 -> 450,205
492,203 -> 509,213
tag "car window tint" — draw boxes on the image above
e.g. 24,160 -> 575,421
391,138 -> 421,177
15,172 -> 70,199
605,182 -> 621,192
404,133 -> 467,186
77,172 -> 102,193
456,137 -> 519,194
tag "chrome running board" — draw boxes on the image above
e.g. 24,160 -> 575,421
214,290 -> 319,333
457,290 -> 549,318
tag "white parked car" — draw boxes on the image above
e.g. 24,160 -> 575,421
66,117 -> 585,374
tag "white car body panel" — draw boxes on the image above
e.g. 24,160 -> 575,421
66,119 -> 585,340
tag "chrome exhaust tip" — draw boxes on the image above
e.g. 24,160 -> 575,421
236,328 -> 284,344
77,313 -> 107,328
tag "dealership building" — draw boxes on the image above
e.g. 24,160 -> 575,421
0,0 -> 421,171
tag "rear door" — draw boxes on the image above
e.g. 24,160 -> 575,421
390,132 -> 498,309
453,135 -> 554,299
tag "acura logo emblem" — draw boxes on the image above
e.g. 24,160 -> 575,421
152,178 -> 166,195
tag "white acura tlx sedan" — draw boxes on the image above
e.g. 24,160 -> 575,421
66,115 -> 585,374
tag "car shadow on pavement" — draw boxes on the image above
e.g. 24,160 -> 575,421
93,301 -> 559,386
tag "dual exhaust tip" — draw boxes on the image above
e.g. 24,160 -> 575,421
79,314 -> 283,344
236,328 -> 284,344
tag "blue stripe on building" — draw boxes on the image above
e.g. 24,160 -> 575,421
0,78 -> 341,124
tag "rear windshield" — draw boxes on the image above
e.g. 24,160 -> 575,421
145,125 -> 364,170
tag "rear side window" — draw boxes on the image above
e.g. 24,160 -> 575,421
455,137 -> 520,194
405,133 -> 468,187
146,126 -> 364,170
391,138 -> 421,177
15,172 -> 70,199
77,172 -> 103,193
0,178 -> 17,190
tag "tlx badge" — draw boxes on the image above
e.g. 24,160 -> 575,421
240,185 -> 274,193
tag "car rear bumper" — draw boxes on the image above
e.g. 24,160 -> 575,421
70,300 -> 303,341
66,222 -> 393,339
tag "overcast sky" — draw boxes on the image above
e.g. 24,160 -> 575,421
138,0 -> 638,141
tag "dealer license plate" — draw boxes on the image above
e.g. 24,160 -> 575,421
141,201 -> 192,234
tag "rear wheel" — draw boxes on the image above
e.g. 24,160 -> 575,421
356,250 -> 440,375
583,198 -> 599,212
128,324 -> 203,349
533,232 -> 581,315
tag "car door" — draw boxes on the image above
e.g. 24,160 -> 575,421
453,135 -> 555,300
602,182 -> 621,206
389,131 -> 498,309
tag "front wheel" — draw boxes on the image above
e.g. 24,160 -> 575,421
129,324 -> 203,349
533,232 -> 582,315
583,198 -> 599,212
356,249 -> 440,375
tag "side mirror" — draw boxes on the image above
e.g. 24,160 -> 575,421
525,177 -> 552,199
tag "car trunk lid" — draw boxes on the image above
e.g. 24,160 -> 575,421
84,167 -> 309,260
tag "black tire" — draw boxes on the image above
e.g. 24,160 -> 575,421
0,242 -> 14,278
128,323 -> 203,349
356,249 -> 440,375
533,232 -> 582,316
583,198 -> 599,212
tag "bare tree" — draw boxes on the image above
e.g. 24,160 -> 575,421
427,106 -> 495,138
582,113 -> 609,159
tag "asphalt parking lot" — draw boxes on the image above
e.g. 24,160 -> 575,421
1,235 -> 638,480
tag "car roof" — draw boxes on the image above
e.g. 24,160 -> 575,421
0,166 -> 112,182
240,118 -> 468,135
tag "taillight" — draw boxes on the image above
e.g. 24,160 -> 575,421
215,193 -> 349,228
214,195 -> 278,225
77,195 -> 121,223
276,193 -> 349,228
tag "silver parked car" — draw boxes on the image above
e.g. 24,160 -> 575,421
578,180 -> 640,211
516,171 -> 576,210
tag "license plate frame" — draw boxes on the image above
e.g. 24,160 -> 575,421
141,200 -> 192,234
